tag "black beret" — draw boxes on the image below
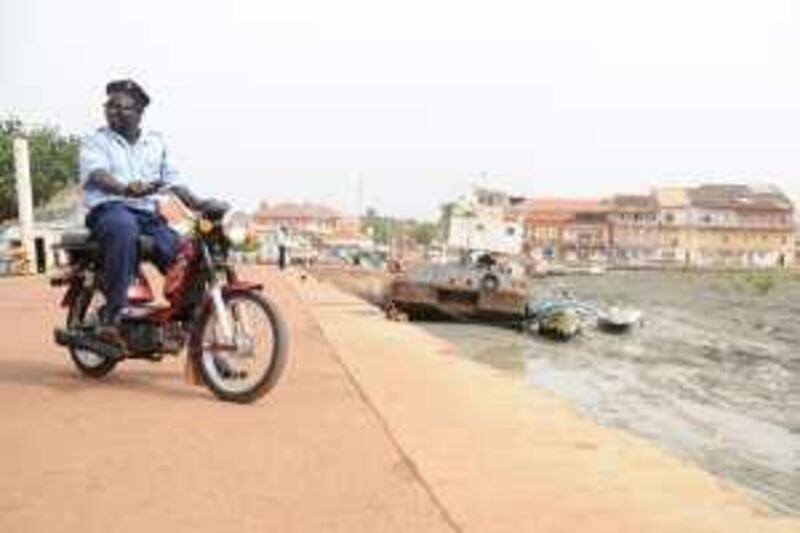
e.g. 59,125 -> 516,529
106,79 -> 150,108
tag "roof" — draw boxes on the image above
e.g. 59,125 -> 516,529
654,187 -> 690,208
688,184 -> 793,211
252,202 -> 343,222
515,198 -> 608,214
611,194 -> 657,210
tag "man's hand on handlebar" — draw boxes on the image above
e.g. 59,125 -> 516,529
162,185 -> 230,219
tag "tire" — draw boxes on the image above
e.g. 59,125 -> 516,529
67,287 -> 118,378
480,273 -> 500,292
196,291 -> 288,403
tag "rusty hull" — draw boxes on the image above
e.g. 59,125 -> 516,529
389,277 -> 528,323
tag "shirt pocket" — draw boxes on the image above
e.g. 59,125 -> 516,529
138,143 -> 165,180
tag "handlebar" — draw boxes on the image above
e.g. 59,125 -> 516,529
133,181 -> 230,219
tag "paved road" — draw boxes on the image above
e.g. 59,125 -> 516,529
0,270 -> 452,533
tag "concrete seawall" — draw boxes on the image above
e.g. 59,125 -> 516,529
296,271 -> 798,533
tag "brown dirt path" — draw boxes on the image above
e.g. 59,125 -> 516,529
0,269 -> 452,533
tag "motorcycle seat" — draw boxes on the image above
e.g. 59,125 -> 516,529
58,229 -> 92,248
57,230 -> 156,260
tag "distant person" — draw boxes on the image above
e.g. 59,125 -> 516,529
80,79 -> 190,345
277,226 -> 289,270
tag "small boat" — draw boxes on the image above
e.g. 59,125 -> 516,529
533,306 -> 582,340
597,306 -> 643,333
525,295 -> 643,340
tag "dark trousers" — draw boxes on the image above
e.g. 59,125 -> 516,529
86,202 -> 180,315
278,245 -> 287,270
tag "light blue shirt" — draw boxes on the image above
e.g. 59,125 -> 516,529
79,127 -> 181,212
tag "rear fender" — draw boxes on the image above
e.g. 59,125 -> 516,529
60,281 -> 83,308
52,269 -> 85,308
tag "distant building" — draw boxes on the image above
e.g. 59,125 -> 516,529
795,228 -> 800,266
250,201 -> 367,262
442,182 -> 796,269
514,199 -> 610,262
684,184 -> 794,268
251,201 -> 344,238
447,216 -> 523,255
0,185 -> 83,274
446,188 -> 524,254
608,194 -> 660,264
653,186 -> 693,263
621,184 -> 794,268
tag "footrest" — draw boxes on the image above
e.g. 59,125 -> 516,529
54,328 -> 124,360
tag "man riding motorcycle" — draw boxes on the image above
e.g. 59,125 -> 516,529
53,79 -> 287,400
80,79 -> 203,347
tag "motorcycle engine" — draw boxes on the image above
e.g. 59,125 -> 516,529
121,321 -> 185,355
121,321 -> 161,354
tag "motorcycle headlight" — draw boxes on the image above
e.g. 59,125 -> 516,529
221,212 -> 249,246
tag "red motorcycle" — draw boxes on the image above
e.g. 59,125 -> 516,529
52,188 -> 287,403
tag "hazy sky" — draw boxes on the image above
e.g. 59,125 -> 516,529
2,0 -> 798,219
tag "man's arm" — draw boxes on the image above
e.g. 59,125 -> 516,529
80,134 -> 155,197
80,133 -> 135,197
87,169 -> 157,197
86,169 -> 128,196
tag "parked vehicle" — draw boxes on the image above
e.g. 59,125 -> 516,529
52,189 -> 288,403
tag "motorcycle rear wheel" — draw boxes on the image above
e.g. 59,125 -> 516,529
196,291 -> 287,403
67,288 -> 118,378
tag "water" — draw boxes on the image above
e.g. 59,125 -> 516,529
419,271 -> 800,515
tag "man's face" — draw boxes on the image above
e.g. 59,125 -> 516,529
104,91 -> 142,136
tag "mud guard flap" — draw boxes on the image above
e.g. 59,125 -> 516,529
183,357 -> 203,386
60,281 -> 83,308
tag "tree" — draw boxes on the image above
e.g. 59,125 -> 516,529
411,222 -> 438,247
362,206 -> 391,245
438,201 -> 456,241
0,119 -> 79,221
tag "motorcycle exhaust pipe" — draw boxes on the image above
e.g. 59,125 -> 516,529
54,328 -> 123,360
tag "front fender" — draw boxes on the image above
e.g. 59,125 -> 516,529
224,280 -> 263,295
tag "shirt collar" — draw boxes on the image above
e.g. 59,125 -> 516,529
101,126 -> 149,148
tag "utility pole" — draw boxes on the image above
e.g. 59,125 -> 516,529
13,135 -> 36,275
356,174 -> 364,217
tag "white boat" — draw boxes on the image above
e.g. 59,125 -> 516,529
597,306 -> 643,333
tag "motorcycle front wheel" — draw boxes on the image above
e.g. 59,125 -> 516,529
196,290 -> 288,403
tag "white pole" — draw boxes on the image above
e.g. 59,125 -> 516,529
13,136 -> 36,275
